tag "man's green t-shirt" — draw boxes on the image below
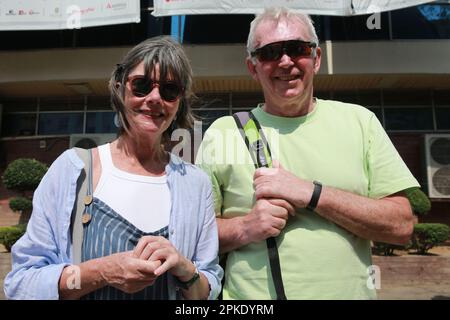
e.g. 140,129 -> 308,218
195,99 -> 419,299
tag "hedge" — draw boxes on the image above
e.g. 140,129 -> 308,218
0,224 -> 27,252
404,187 -> 431,216
411,223 -> 450,254
2,158 -> 48,193
9,197 -> 33,212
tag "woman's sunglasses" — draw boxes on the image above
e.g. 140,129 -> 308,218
251,40 -> 317,62
127,75 -> 184,102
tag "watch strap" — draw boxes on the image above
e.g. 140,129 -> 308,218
175,268 -> 200,290
306,181 -> 322,211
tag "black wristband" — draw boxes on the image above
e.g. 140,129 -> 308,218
306,181 -> 322,211
175,268 -> 200,290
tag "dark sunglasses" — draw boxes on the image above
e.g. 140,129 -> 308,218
127,75 -> 184,102
251,40 -> 317,62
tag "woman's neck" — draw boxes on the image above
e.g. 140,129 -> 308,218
112,135 -> 168,175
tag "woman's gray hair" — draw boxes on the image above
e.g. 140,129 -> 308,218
247,7 -> 319,62
109,35 -> 196,144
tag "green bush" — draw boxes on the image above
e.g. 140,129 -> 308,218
404,187 -> 431,216
372,242 -> 406,256
2,158 -> 48,193
411,223 -> 450,254
9,196 -> 33,212
0,224 -> 27,252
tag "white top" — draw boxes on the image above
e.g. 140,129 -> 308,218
94,143 -> 171,233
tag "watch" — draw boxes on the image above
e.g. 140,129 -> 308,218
306,180 -> 322,211
176,268 -> 200,290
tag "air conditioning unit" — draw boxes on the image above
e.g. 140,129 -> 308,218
70,133 -> 117,149
424,134 -> 450,198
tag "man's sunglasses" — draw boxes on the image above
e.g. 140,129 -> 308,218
251,40 -> 317,62
127,75 -> 184,102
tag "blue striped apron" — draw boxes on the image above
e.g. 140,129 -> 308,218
81,198 -> 170,300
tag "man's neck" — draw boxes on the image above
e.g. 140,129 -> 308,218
263,94 -> 316,118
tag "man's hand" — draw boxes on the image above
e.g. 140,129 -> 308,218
242,198 -> 295,243
253,160 -> 314,209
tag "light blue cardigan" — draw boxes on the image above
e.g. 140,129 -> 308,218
4,148 -> 223,300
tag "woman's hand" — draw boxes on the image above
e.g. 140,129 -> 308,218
59,251 -> 162,299
133,236 -> 196,282
100,251 -> 162,293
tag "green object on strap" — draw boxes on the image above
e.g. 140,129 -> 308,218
232,111 -> 286,300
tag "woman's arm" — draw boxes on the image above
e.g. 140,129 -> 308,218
58,252 -> 162,300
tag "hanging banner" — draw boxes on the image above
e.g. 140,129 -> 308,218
0,0 -> 140,30
152,0 -> 434,17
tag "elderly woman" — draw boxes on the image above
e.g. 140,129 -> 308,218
4,36 -> 223,300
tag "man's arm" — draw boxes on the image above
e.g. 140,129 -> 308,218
253,163 -> 415,245
314,188 -> 413,245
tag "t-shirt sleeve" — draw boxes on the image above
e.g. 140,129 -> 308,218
195,125 -> 224,216
366,113 -> 420,198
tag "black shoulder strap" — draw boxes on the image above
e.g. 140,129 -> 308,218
232,111 -> 287,300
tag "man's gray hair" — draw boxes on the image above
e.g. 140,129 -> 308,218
109,36 -> 195,143
246,7 -> 319,61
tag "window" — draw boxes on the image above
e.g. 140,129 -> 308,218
38,113 -> 84,135
435,90 -> 450,130
385,108 -> 433,130
1,113 -> 36,136
0,97 -> 117,137
40,97 -> 84,111
232,92 -> 264,110
1,98 -> 37,137
384,91 -> 433,130
193,93 -> 230,133
86,112 -> 117,133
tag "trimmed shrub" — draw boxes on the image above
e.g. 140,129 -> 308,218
9,196 -> 33,212
0,224 -> 27,252
372,242 -> 406,256
2,158 -> 48,193
411,223 -> 450,254
404,187 -> 431,216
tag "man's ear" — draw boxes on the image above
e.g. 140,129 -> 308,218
246,57 -> 259,81
313,47 -> 321,74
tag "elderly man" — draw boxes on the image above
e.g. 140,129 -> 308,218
196,7 -> 419,299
